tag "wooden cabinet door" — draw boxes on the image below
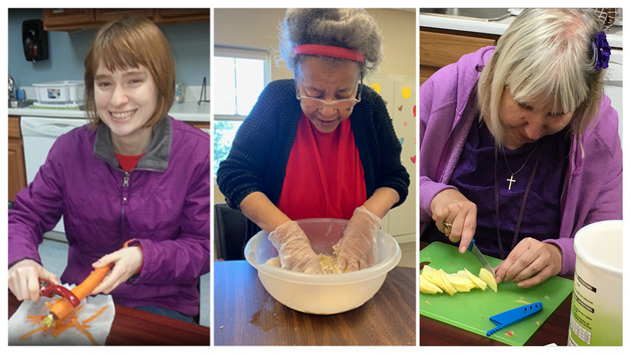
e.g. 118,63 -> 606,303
156,9 -> 210,24
8,117 -> 26,202
95,9 -> 156,22
8,139 -> 26,203
188,122 -> 210,131
420,28 -> 499,85
43,9 -> 95,29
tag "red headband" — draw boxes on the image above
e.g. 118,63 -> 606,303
293,44 -> 365,63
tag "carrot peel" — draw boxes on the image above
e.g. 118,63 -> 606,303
20,304 -> 108,345
43,265 -> 112,327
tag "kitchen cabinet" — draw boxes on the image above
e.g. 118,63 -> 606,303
42,9 -> 95,31
188,121 -> 210,131
155,9 -> 210,25
42,8 -> 209,32
420,27 -> 500,85
95,9 -> 155,23
8,116 -> 27,203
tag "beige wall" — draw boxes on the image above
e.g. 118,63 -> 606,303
213,8 -> 416,205
214,8 -> 416,80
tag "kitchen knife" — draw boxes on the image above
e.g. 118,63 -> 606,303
467,238 -> 496,278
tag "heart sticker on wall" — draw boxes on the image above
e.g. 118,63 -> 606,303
404,121 -> 408,127
410,155 -> 416,164
399,137 -> 405,145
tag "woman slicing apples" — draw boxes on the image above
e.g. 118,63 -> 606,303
217,8 -> 409,273
420,9 -> 621,288
8,17 -> 210,324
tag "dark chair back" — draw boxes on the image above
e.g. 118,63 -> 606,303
214,203 -> 248,261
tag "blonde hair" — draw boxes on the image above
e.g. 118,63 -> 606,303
478,8 -> 605,146
84,17 -> 175,128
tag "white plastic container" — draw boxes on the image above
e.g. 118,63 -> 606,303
568,220 -> 622,346
33,80 -> 85,104
244,218 -> 401,315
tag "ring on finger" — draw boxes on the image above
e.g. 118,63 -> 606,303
443,221 -> 452,230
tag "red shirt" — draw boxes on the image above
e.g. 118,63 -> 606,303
277,113 -> 366,220
115,153 -> 145,172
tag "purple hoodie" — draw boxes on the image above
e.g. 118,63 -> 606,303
420,47 -> 622,276
9,117 -> 210,316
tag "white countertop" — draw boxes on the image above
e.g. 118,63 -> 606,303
420,14 -> 623,48
8,85 -> 210,122
8,101 -> 209,122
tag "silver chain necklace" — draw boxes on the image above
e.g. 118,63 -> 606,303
501,141 -> 542,190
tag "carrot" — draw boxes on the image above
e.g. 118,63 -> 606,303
41,265 -> 112,327
50,316 -> 81,337
71,318 -> 99,345
19,327 -> 47,340
83,305 -> 108,324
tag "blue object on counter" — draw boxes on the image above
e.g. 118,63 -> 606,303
486,302 -> 543,336
16,89 -> 26,100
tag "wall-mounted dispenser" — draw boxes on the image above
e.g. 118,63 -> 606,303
22,19 -> 49,62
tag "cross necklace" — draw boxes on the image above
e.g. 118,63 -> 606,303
502,141 -> 542,190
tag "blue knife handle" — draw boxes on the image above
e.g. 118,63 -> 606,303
467,238 -> 476,252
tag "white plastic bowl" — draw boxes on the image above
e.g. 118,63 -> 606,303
244,218 -> 401,314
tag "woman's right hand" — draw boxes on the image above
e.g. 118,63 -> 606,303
268,221 -> 323,274
430,189 -> 478,253
8,259 -> 59,302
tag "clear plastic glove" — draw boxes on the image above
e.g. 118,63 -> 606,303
336,206 -> 381,272
268,221 -> 322,274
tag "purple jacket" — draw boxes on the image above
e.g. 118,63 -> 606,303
420,47 -> 622,276
9,117 -> 210,316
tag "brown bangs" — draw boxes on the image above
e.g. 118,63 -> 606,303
84,17 -> 175,129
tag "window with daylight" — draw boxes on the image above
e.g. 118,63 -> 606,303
213,46 -> 270,177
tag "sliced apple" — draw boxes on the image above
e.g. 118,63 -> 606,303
438,269 -> 457,296
428,268 -> 450,294
421,266 -> 440,286
479,268 -> 498,293
443,273 -> 474,292
464,268 -> 487,291
451,281 -> 477,293
420,273 -> 443,294
445,273 -> 475,286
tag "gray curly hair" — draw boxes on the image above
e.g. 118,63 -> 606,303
277,8 -> 384,77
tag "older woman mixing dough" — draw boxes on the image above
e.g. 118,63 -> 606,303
218,8 -> 409,273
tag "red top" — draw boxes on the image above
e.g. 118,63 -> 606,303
277,113 -> 366,220
115,153 -> 145,172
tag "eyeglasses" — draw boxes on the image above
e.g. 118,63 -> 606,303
296,78 -> 363,111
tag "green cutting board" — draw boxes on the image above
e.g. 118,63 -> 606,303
420,242 -> 574,346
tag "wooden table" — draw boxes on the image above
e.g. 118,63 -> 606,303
419,242 -> 573,346
214,260 -> 416,345
8,293 -> 210,345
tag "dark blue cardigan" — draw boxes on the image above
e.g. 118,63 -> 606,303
217,79 -> 409,239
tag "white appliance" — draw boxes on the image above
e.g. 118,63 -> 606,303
603,49 -> 623,146
21,116 -> 89,242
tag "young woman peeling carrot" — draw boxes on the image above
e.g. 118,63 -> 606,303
8,17 -> 210,324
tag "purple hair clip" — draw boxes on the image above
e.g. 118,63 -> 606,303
593,31 -> 611,70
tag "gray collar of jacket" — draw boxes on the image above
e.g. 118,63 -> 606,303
93,116 -> 172,171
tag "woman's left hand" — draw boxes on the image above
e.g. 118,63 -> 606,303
336,206 -> 382,272
493,237 -> 562,288
90,246 -> 144,295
